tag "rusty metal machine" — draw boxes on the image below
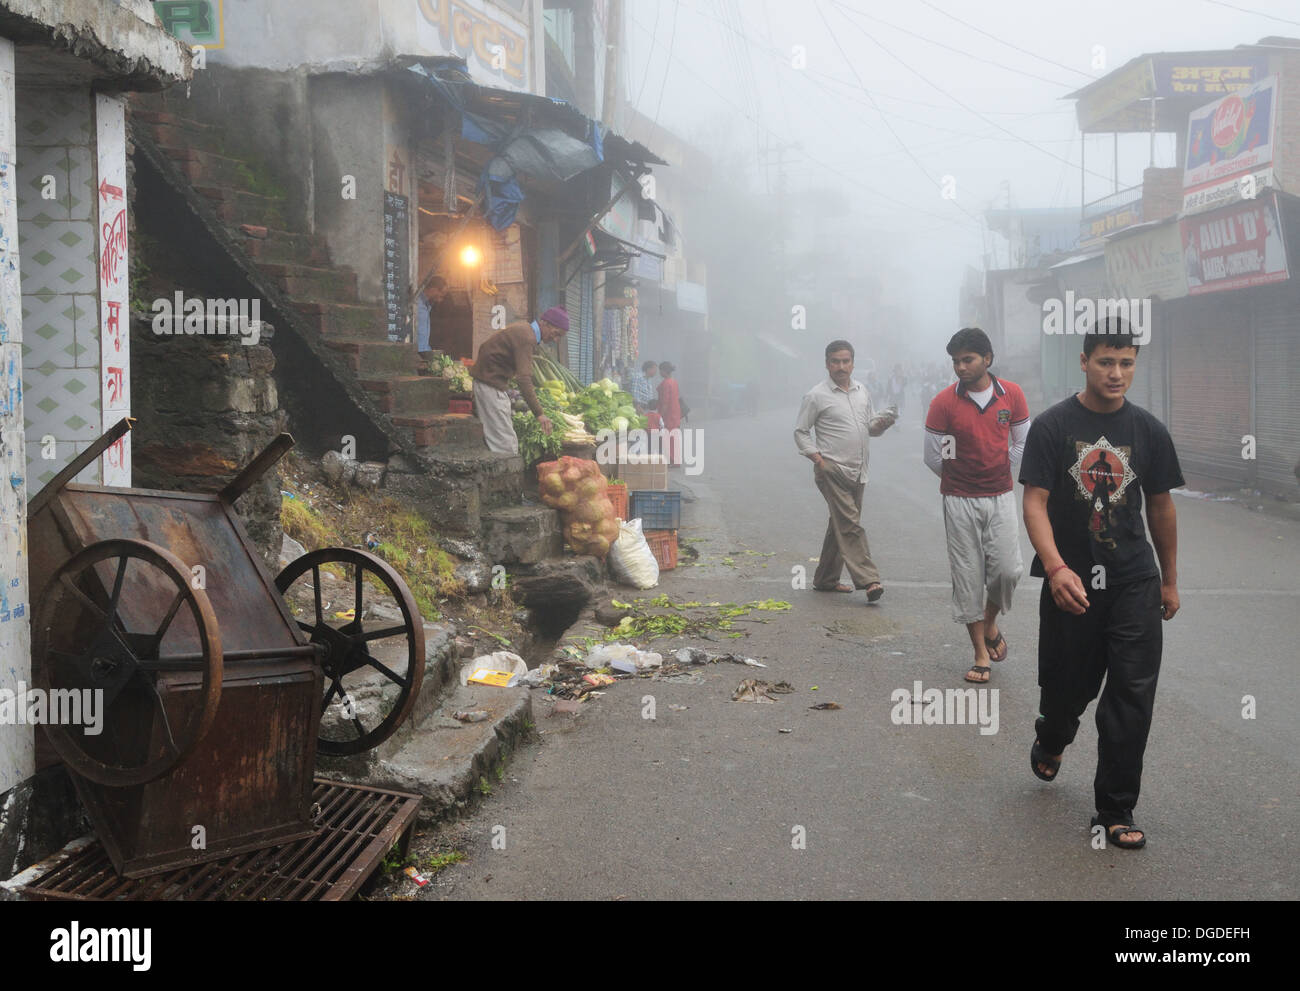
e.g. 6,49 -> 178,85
27,420 -> 424,878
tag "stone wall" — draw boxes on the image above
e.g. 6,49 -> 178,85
130,313 -> 286,565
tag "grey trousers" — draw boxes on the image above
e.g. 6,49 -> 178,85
942,492 -> 1023,623
813,466 -> 882,589
473,379 -> 519,455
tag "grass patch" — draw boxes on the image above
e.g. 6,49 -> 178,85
282,495 -> 333,549
422,851 -> 466,874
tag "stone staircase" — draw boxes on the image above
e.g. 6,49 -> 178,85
130,101 -> 561,560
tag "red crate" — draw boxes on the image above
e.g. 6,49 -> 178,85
607,482 -> 628,520
448,398 -> 473,415
644,529 -> 678,571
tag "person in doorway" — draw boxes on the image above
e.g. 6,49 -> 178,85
657,362 -> 684,465
1019,318 -> 1183,850
416,276 -> 449,363
924,327 -> 1030,684
793,340 -> 898,603
469,307 -> 569,455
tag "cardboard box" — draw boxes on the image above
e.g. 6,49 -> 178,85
616,455 -> 668,491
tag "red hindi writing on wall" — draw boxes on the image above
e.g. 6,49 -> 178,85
100,210 -> 127,285
105,436 -> 125,469
105,366 -> 125,405
105,300 -> 122,352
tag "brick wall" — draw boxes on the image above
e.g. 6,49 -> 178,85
1141,167 -> 1183,223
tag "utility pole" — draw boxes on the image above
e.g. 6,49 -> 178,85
602,0 -> 622,129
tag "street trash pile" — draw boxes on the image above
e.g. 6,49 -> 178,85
537,457 -> 620,558
511,643 -> 779,712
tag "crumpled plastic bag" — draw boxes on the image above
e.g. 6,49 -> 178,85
460,650 -> 529,687
585,642 -> 662,674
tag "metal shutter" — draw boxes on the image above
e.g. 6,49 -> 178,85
1167,295 -> 1252,486
1252,286 -> 1300,492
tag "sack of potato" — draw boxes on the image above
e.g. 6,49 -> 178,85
536,457 -> 620,558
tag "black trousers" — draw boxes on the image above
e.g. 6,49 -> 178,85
1035,575 -> 1163,825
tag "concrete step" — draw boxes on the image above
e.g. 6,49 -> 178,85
365,684 -> 532,819
360,376 -> 449,415
297,300 -> 388,341
258,262 -> 359,304
313,622 -> 535,819
193,184 -> 287,229
395,412 -> 483,448
159,146 -> 257,189
239,227 -> 331,267
325,338 -> 419,377
481,505 -> 563,565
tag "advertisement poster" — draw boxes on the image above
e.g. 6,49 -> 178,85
1183,75 -> 1276,213
1181,195 -> 1288,296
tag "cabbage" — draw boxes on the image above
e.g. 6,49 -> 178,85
541,473 -> 566,495
577,477 -> 603,500
611,416 -> 629,432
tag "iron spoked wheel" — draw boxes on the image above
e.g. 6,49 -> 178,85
274,548 -> 424,756
32,538 -> 223,787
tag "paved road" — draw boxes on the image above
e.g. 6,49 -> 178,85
430,403 -> 1298,900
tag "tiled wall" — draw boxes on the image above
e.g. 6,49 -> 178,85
16,88 -> 102,491
0,36 -> 33,797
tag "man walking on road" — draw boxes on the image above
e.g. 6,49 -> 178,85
1019,319 -> 1183,850
924,327 -> 1031,683
470,307 -> 569,456
794,340 -> 897,603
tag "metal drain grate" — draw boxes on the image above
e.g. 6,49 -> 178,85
13,779 -> 421,902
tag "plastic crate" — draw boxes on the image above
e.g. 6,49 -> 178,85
644,529 -> 678,571
606,482 -> 628,521
630,490 -> 681,530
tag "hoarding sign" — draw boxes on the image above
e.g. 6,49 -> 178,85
1183,75 -> 1277,214
1105,222 -> 1188,301
1181,195 -> 1288,296
1154,54 -> 1268,98
1080,197 -> 1142,246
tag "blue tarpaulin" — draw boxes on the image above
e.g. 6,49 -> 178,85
408,63 -> 616,229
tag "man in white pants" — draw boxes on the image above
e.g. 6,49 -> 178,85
469,307 -> 569,455
924,328 -> 1031,683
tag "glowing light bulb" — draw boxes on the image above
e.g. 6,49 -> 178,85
459,245 -> 482,267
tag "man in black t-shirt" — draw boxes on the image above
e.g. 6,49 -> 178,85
1018,319 -> 1183,850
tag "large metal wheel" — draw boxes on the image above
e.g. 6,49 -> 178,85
32,538 -> 223,787
275,548 -> 424,756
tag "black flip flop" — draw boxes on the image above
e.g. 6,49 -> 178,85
1091,815 -> 1146,849
865,583 -> 884,603
964,664 -> 991,683
985,630 -> 1008,662
1030,739 -> 1061,781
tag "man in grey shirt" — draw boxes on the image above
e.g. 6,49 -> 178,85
794,340 -> 898,602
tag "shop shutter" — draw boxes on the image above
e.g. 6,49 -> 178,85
1167,296 -> 1251,486
1252,287 -> 1300,492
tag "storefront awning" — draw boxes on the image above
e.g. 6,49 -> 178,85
403,60 -> 666,229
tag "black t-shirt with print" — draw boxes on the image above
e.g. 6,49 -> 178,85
1018,396 -> 1185,584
